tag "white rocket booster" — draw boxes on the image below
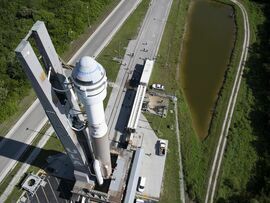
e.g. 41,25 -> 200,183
71,56 -> 112,183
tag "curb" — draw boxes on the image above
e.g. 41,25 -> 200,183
0,127 -> 54,202
0,117 -> 48,184
68,0 -> 126,64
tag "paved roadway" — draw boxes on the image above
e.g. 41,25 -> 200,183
103,0 -> 175,200
0,101 -> 47,184
0,127 -> 54,202
0,0 -> 141,185
69,0 -> 142,64
0,0 -> 175,201
105,0 -> 173,143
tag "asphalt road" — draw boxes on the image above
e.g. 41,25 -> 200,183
69,0 -> 142,65
105,0 -> 173,144
103,0 -> 175,200
0,101 -> 47,184
0,0 -> 141,185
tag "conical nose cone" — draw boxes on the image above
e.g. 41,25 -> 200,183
73,56 -> 105,84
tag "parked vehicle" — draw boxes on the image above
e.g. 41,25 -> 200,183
151,83 -> 165,91
157,139 -> 166,155
137,176 -> 146,192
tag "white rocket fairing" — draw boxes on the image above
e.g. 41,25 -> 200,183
72,56 -> 112,184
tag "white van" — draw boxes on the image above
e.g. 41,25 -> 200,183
136,199 -> 144,203
137,176 -> 146,192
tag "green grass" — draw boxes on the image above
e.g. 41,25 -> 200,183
144,0 -> 189,202
2,2 -> 151,201
0,90 -> 36,137
216,0 -> 269,201
0,0 -> 120,136
62,0 -> 120,61
97,0 -> 150,82
0,0 -> 150,202
144,102 -> 181,203
179,0 -> 246,201
5,133 -> 64,203
146,0 -> 249,201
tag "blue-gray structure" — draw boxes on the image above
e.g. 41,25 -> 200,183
15,22 -> 92,184
124,148 -> 144,203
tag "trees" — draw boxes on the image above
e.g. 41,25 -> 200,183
217,0 -> 270,201
0,0 -> 113,122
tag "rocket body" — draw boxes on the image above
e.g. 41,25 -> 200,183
72,56 -> 112,180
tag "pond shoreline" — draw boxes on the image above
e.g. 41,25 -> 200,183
180,0 -> 237,139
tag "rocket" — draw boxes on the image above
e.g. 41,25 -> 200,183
72,56 -> 112,184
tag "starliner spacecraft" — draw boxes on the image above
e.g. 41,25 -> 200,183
72,56 -> 112,183
15,21 -> 112,191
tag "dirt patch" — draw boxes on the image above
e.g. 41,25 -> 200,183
144,92 -> 169,117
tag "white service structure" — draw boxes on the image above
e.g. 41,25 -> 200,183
127,59 -> 154,133
72,56 -> 112,183
140,59 -> 154,86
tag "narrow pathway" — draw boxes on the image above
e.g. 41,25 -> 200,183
204,0 -> 250,202
174,100 -> 186,203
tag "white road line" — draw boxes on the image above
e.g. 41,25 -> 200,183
0,0 -> 139,200
35,192 -> 41,203
0,99 -> 40,143
0,118 -> 48,185
68,0 -> 142,64
54,177 -> 66,196
47,178 -> 59,203
0,127 -> 53,202
68,0 -> 125,63
54,177 -> 70,203
41,186 -> 50,203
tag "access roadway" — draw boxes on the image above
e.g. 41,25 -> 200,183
105,0 -> 173,143
0,0 -> 141,186
104,0 -> 181,201
204,1 -> 250,202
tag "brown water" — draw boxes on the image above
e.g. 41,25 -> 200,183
180,0 -> 235,139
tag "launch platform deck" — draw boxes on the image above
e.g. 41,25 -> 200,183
134,114 -> 167,201
28,176 -> 73,203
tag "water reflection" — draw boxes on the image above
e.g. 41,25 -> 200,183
180,0 -> 235,138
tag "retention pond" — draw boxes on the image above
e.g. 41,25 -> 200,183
180,0 -> 235,139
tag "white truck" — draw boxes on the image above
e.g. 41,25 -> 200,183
157,139 -> 166,155
151,83 -> 165,91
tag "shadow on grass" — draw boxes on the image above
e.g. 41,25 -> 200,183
0,136 -> 64,169
221,2 -> 270,201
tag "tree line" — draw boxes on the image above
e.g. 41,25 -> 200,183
246,0 -> 270,200
0,0 -> 113,122
217,0 -> 270,202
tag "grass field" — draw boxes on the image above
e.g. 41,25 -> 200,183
144,0 -> 189,202
144,102 -> 181,203
2,0 -> 256,202
0,90 -> 36,137
97,0 -> 150,82
146,0 -> 248,201
62,0 -> 120,62
0,0 -> 121,137
178,0 -> 246,201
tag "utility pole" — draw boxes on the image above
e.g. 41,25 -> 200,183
87,2 -> 90,27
